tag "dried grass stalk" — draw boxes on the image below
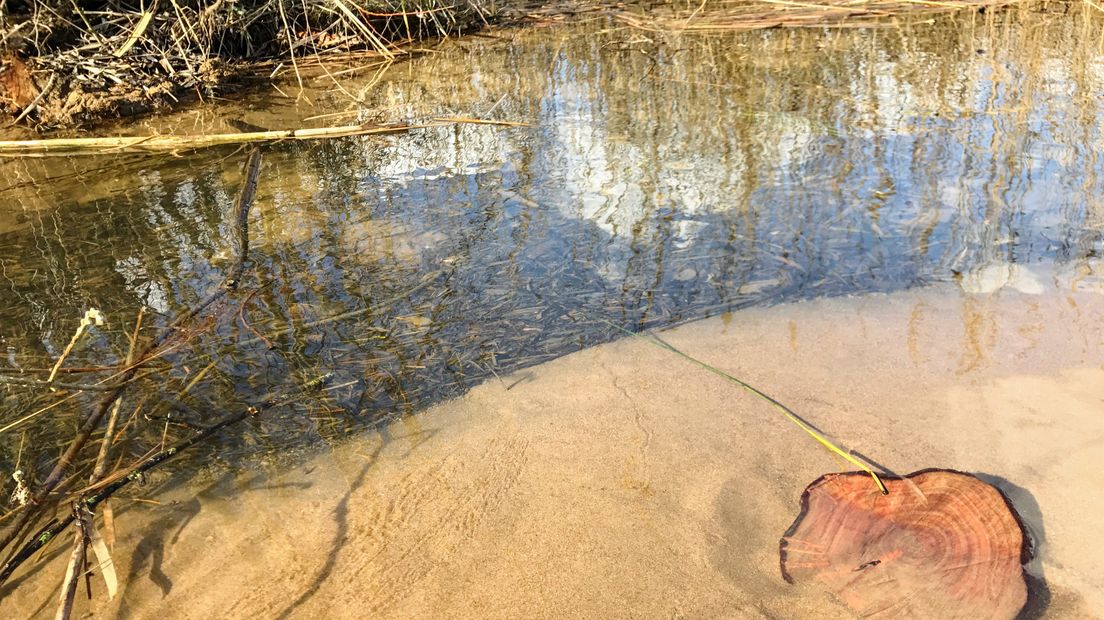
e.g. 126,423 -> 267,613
616,0 -> 1039,33
0,118 -> 527,154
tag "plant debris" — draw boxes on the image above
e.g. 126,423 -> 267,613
0,0 -> 495,127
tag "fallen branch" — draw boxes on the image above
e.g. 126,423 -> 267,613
0,119 -> 530,155
0,149 -> 262,559
0,373 -> 332,585
53,504 -> 91,620
72,309 -> 146,609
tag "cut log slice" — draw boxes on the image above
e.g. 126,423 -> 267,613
780,469 -> 1031,619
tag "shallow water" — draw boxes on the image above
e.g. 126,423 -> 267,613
1,5 -> 1104,616
5,282 -> 1104,618
2,7 -> 1102,467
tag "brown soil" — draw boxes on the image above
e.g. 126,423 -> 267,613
0,58 -> 230,129
0,53 -> 38,113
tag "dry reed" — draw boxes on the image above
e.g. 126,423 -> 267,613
615,0 -> 1064,33
0,0 -> 495,126
0,117 -> 529,154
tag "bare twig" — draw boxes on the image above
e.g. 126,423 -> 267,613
92,308 -> 144,482
54,504 -> 90,620
46,309 -> 105,385
0,149 -> 263,558
0,371 -> 157,392
237,289 -> 275,348
0,373 -> 331,585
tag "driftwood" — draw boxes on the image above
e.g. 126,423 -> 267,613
780,469 -> 1030,619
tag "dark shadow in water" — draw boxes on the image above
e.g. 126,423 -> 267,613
0,528 -> 72,613
0,539 -> 68,593
113,468 -> 319,617
131,528 -> 174,598
20,588 -> 54,619
167,472 -> 313,547
273,435 -> 391,619
975,473 -> 1051,620
116,473 -> 239,615
1,559 -> 63,619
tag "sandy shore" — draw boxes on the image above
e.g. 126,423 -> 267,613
5,276 -> 1104,618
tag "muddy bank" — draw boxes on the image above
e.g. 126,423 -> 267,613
4,278 -> 1103,618
0,0 -> 497,128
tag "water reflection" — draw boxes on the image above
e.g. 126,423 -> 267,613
1,7 -> 1102,471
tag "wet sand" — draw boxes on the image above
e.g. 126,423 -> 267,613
6,277 -> 1104,618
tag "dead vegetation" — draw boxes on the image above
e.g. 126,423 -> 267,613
0,0 -> 495,127
614,0 -> 1081,33
0,149 -> 275,619
0,117 -> 529,154
0,0 -> 1092,127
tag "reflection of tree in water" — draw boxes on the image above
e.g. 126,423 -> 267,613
1,8 -> 1103,476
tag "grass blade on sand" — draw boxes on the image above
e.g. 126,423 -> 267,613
597,317 -> 888,495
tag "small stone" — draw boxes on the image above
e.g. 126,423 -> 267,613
675,268 -> 697,282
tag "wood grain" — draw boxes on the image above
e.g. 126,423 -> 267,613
780,469 -> 1030,619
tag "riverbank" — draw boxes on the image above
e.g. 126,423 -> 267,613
0,0 -> 497,128
4,275 -> 1102,617
1,0 -> 1083,129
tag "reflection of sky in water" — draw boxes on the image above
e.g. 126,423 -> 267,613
3,16 -> 1102,326
1,12 -> 1103,463
333,19 -> 1104,296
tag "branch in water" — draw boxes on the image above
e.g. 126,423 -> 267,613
0,373 -> 331,586
0,149 -> 264,561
